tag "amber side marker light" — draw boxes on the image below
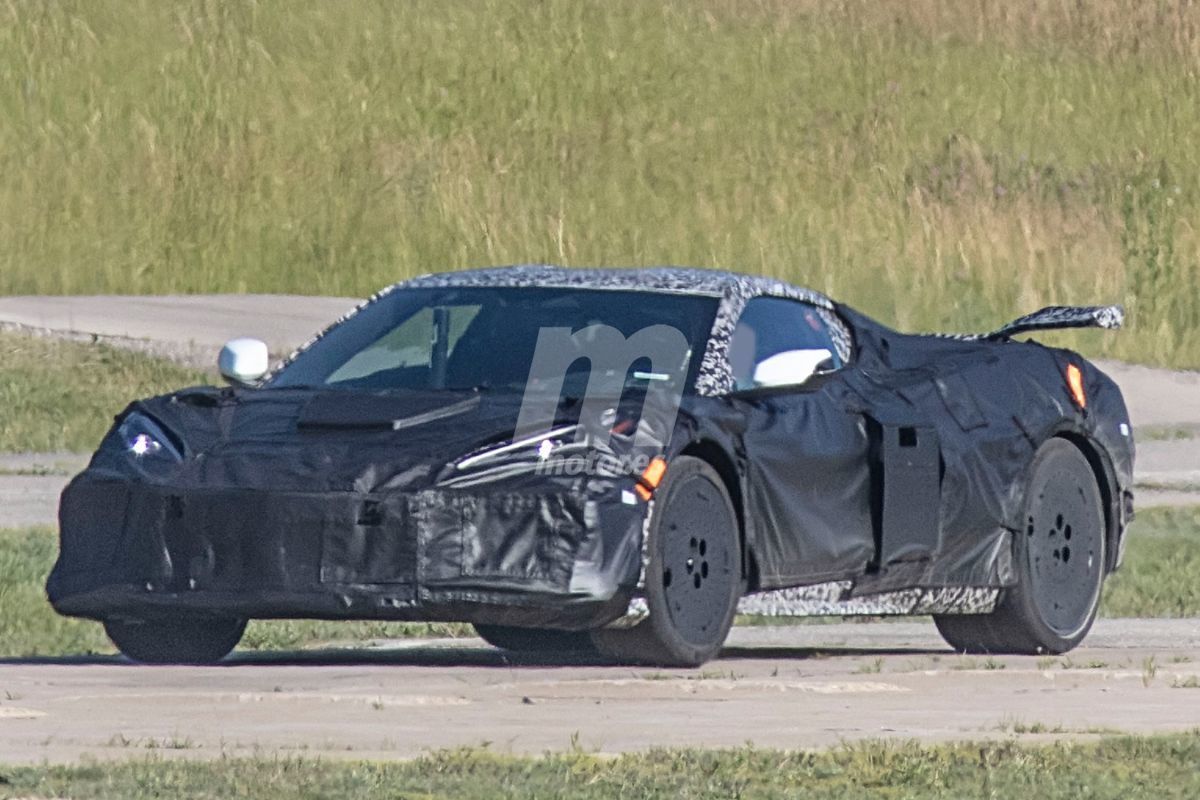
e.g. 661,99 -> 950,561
1066,363 -> 1087,410
635,456 -> 668,501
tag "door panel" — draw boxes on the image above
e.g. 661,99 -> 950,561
738,380 -> 875,586
727,295 -> 873,587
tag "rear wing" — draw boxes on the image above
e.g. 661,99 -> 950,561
984,305 -> 1124,340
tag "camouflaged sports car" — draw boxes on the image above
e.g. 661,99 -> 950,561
48,266 -> 1134,666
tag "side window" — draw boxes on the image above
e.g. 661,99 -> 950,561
729,297 -> 844,390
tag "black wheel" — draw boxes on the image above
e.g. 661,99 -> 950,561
473,624 -> 597,654
935,438 -> 1106,655
105,617 -> 247,665
591,456 -> 743,667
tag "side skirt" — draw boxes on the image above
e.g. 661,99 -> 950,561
736,582 -> 1000,616
606,582 -> 1000,628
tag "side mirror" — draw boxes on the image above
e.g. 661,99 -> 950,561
751,348 -> 834,388
218,338 -> 270,387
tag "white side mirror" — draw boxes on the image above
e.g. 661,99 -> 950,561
218,337 -> 270,386
751,348 -> 833,388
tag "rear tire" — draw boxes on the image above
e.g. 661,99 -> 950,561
473,624 -> 597,654
591,456 -> 743,667
105,617 -> 246,665
935,438 -> 1106,655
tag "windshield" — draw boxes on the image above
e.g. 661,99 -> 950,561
269,287 -> 719,396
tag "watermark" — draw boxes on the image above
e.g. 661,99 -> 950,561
534,450 -> 656,478
514,323 -> 690,478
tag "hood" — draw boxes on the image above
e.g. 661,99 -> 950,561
98,386 -> 674,496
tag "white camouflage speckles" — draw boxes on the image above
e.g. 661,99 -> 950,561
735,583 -> 999,617
691,271 -> 852,396
991,304 -> 1124,338
266,265 -> 852,396
910,586 -> 1000,614
735,581 -> 853,616
607,582 -> 999,627
924,304 -> 1125,343
605,596 -> 649,629
1095,305 -> 1125,329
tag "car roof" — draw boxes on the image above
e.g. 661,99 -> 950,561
271,265 -> 845,396
398,265 -> 846,397
399,264 -> 831,304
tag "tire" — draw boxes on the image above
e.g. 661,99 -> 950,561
105,617 -> 247,665
473,624 -> 597,654
591,456 -> 743,667
935,438 -> 1106,655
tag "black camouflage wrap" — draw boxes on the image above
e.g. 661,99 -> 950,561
48,266 -> 1134,630
268,265 -> 852,396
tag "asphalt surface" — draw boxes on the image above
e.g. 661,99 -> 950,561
0,295 -> 1197,762
0,294 -> 354,366
1,620 -> 1199,764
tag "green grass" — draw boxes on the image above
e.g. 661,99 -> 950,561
3,734 -> 1200,799
0,525 -> 111,658
238,618 -> 471,653
1,1 -> 1199,366
2,506 -> 1195,659
1101,506 -> 1200,618
0,332 -> 209,453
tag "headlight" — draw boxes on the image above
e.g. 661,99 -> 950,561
117,413 -> 183,463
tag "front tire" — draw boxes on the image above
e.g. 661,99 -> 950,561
105,617 -> 246,665
591,456 -> 743,667
935,438 -> 1106,655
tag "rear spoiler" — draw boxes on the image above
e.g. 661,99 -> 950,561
984,305 -> 1124,340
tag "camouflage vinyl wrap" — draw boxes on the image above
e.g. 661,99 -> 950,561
267,265 -> 853,397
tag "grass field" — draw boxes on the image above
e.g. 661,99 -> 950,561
0,332 -> 209,453
1102,505 -> 1200,618
2,733 -> 1199,798
3,506 -> 1196,659
0,526 -> 472,659
1,1 -> 1199,367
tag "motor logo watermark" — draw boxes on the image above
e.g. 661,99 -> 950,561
513,323 -> 690,478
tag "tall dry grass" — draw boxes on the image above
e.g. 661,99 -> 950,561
1,0 -> 1197,365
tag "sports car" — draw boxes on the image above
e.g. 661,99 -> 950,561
47,266 -> 1134,666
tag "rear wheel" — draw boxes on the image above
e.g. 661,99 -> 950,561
935,438 -> 1106,655
105,617 -> 246,665
473,624 -> 597,654
591,456 -> 743,667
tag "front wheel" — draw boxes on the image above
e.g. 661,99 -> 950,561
935,438 -> 1106,655
591,456 -> 743,667
105,617 -> 247,665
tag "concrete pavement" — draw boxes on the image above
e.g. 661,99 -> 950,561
0,454 -> 87,528
0,294 -> 355,366
1,620 -> 1198,764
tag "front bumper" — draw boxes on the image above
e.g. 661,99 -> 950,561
47,471 -> 644,630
